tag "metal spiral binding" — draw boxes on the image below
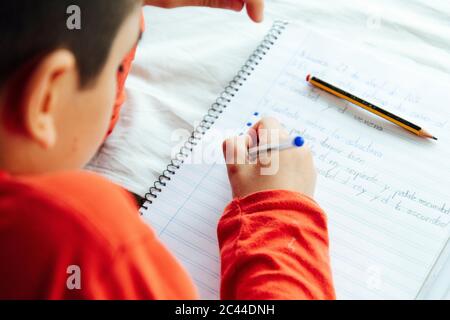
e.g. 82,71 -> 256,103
141,21 -> 288,211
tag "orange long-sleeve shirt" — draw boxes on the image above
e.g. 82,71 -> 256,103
0,170 -> 335,299
220,190 -> 335,300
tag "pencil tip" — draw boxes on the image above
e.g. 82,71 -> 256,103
432,136 -> 438,141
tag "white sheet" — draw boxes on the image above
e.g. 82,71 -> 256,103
87,0 -> 450,298
141,24 -> 450,299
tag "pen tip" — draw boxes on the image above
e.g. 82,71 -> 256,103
306,74 -> 311,82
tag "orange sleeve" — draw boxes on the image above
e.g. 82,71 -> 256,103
218,190 -> 336,300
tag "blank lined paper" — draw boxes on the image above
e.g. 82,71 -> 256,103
141,24 -> 450,299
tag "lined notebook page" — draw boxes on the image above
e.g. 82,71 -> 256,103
141,24 -> 450,299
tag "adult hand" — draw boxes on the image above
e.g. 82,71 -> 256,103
144,0 -> 264,23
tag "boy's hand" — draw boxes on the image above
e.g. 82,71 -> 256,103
223,118 -> 317,199
144,0 -> 264,23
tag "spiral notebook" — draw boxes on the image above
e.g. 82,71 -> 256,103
139,22 -> 450,299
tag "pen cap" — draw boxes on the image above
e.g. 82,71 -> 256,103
293,136 -> 305,147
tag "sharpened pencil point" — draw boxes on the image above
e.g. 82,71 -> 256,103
432,136 -> 438,141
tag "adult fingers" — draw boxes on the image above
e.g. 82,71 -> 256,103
245,0 -> 264,22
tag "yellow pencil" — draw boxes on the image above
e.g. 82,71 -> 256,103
306,74 -> 437,140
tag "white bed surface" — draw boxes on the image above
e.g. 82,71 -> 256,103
88,1 -> 450,196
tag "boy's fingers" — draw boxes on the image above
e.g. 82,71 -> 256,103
247,127 -> 258,149
235,134 -> 251,164
223,135 -> 250,164
251,117 -> 286,145
252,117 -> 280,132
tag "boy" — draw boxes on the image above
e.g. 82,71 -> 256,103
0,0 -> 335,299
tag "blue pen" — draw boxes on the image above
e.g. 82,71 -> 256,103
248,136 -> 305,159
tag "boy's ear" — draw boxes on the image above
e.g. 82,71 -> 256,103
22,49 -> 76,149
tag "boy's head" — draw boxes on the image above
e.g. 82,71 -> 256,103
0,0 -> 142,174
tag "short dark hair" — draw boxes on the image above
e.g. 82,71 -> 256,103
0,0 -> 140,89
